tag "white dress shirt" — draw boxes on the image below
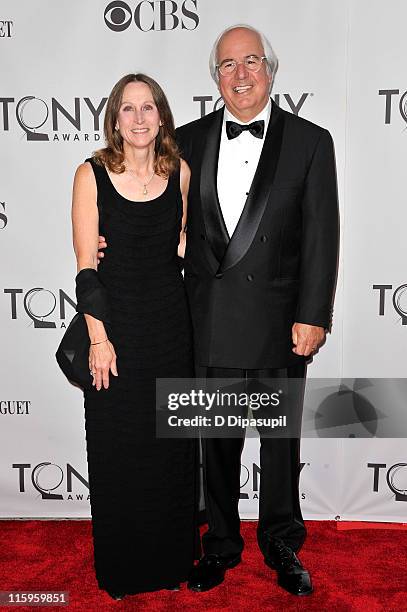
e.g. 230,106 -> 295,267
217,99 -> 272,237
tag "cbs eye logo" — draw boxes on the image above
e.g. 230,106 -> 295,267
104,0 -> 132,30
104,0 -> 199,32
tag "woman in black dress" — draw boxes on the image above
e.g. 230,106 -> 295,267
71,73 -> 198,599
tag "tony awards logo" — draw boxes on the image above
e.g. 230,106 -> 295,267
379,89 -> 407,125
193,92 -> 313,118
240,462 -> 307,500
13,462 -> 89,501
16,96 -> 49,141
368,462 -> 407,502
373,284 -> 407,325
4,287 -> 76,329
0,96 -> 107,142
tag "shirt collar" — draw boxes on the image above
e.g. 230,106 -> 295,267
224,98 -> 272,129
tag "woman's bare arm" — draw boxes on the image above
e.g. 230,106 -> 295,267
72,162 -> 117,389
178,158 -> 190,259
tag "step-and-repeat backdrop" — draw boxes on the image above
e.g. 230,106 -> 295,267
1,1 -> 406,521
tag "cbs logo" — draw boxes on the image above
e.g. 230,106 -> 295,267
104,0 -> 199,32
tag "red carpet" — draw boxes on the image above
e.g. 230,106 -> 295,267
1,520 -> 406,611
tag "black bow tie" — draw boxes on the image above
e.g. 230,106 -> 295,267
226,119 -> 265,140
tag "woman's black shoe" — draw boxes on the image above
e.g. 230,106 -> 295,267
106,591 -> 126,601
165,584 -> 181,591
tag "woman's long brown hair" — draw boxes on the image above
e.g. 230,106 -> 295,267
94,73 -> 179,177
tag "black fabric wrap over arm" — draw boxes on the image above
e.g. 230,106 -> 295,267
76,268 -> 110,323
55,268 -> 110,389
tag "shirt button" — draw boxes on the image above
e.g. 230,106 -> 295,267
215,272 -> 223,279
244,160 -> 248,164
245,192 -> 249,196
260,235 -> 268,242
247,274 -> 254,281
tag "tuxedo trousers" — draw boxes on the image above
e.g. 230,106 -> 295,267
201,363 -> 307,558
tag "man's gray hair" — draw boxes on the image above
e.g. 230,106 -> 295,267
209,24 -> 279,88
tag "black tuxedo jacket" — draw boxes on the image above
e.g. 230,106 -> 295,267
176,101 -> 339,369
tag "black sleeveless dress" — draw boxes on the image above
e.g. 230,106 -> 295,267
83,158 -> 198,595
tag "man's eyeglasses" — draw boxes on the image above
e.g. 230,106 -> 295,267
216,55 -> 267,77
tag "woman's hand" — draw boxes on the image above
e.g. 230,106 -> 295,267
89,339 -> 118,391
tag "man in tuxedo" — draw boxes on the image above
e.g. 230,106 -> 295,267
176,25 -> 339,596
98,24 -> 338,596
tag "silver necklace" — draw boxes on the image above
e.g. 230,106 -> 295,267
126,165 -> 155,195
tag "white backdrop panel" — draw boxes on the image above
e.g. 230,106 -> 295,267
0,0 -> 405,521
342,0 -> 407,378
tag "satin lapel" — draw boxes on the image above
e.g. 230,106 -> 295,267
219,102 -> 285,274
199,107 -> 230,265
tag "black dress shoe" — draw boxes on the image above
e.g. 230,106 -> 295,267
264,537 -> 313,596
188,553 -> 241,592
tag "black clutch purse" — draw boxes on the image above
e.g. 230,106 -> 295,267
55,268 -> 110,390
56,313 -> 92,390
